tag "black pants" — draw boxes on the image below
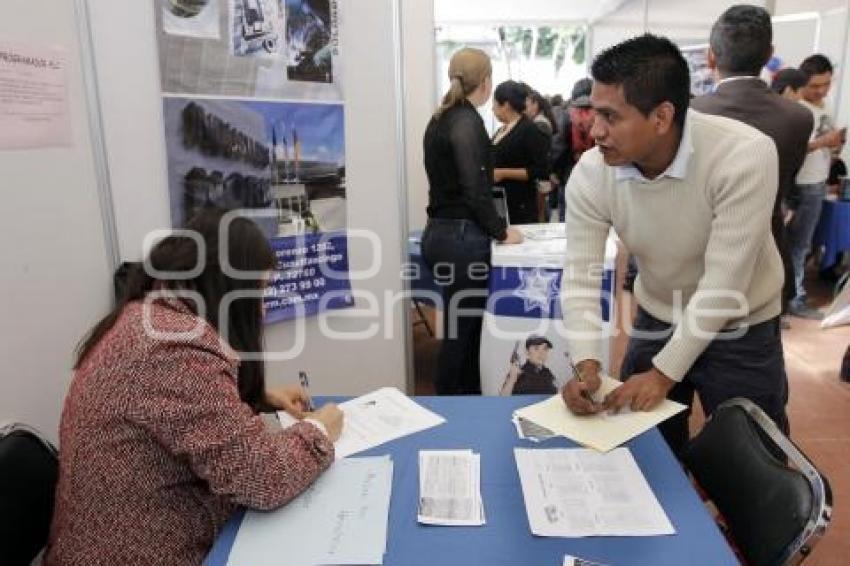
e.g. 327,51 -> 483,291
421,218 -> 491,395
772,213 -> 794,314
620,308 -> 790,457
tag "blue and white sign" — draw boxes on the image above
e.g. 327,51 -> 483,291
480,226 -> 618,396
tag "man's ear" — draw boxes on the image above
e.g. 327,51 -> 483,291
653,102 -> 676,135
707,47 -> 718,70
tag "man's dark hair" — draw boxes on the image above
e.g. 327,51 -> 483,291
494,80 -> 527,114
550,94 -> 564,107
709,5 -> 772,76
771,67 -> 808,94
800,54 -> 833,78
591,34 -> 690,129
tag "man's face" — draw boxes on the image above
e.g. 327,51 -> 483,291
802,72 -> 832,104
590,82 -> 660,166
526,344 -> 550,365
569,106 -> 595,134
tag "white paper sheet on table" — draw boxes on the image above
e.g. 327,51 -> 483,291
515,448 -> 675,537
417,450 -> 485,526
278,387 -> 446,459
512,376 -> 686,452
227,456 -> 393,566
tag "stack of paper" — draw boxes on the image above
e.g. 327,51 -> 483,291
515,448 -> 675,537
417,450 -> 485,526
512,414 -> 556,442
227,456 -> 394,565
512,376 -> 686,452
278,387 -> 446,459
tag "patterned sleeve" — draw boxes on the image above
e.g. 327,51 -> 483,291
128,339 -> 334,511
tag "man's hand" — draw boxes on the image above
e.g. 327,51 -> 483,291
561,359 -> 603,415
604,367 -> 675,413
817,128 -> 845,150
265,384 -> 310,419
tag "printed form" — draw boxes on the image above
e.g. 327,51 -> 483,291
417,450 -> 485,526
515,448 -> 675,537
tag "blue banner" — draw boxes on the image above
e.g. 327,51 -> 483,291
487,266 -> 613,321
264,232 -> 354,323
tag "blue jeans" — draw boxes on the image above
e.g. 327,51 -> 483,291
786,182 -> 827,303
421,218 -> 492,395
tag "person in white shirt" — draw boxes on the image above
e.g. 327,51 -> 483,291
787,54 -> 846,319
560,34 -> 788,456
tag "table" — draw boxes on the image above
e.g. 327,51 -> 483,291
813,198 -> 850,270
206,396 -> 736,566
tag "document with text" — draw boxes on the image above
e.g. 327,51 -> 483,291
512,376 -> 686,452
278,387 -> 446,459
515,448 -> 674,537
417,450 -> 485,526
227,456 -> 393,566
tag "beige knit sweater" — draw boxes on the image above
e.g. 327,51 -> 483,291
563,109 -> 783,381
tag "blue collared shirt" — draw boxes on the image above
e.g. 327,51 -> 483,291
614,109 -> 695,183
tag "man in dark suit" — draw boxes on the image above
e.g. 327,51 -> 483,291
691,4 -> 813,328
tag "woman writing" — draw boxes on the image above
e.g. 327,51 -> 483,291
421,48 -> 523,395
492,80 -> 551,224
46,208 -> 342,565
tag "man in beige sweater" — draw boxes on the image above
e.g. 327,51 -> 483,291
561,34 -> 788,455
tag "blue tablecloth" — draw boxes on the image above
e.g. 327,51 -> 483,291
814,198 -> 850,270
206,396 -> 736,566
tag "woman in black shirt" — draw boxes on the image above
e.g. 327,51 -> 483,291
492,81 -> 551,225
421,48 -> 523,395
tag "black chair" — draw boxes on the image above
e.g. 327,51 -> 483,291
683,398 -> 832,566
0,423 -> 59,565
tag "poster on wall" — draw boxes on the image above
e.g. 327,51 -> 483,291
0,40 -> 71,150
156,0 -> 351,324
479,234 -> 617,396
162,0 -> 221,39
157,0 -> 341,100
161,96 -> 352,322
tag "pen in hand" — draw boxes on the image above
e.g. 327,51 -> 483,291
299,371 -> 315,412
568,357 -> 599,406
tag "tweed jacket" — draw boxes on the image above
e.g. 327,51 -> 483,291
45,298 -> 333,565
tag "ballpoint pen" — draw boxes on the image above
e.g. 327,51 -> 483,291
298,371 -> 315,412
567,356 -> 597,405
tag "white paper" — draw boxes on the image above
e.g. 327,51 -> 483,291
278,387 -> 446,459
0,40 -> 70,150
564,556 -> 608,566
515,448 -> 675,537
513,376 -> 687,452
161,0 -> 221,39
417,450 -> 485,526
227,456 -> 393,566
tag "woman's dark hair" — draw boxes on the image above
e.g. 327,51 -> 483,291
591,34 -> 690,129
771,68 -> 808,94
527,89 -> 559,135
75,207 -> 277,409
494,80 -> 527,114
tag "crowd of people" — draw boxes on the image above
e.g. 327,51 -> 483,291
422,4 -> 844,453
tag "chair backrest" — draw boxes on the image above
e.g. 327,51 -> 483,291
0,423 -> 59,566
683,399 -> 832,566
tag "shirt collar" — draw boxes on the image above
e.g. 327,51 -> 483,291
615,109 -> 694,183
713,75 -> 766,92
